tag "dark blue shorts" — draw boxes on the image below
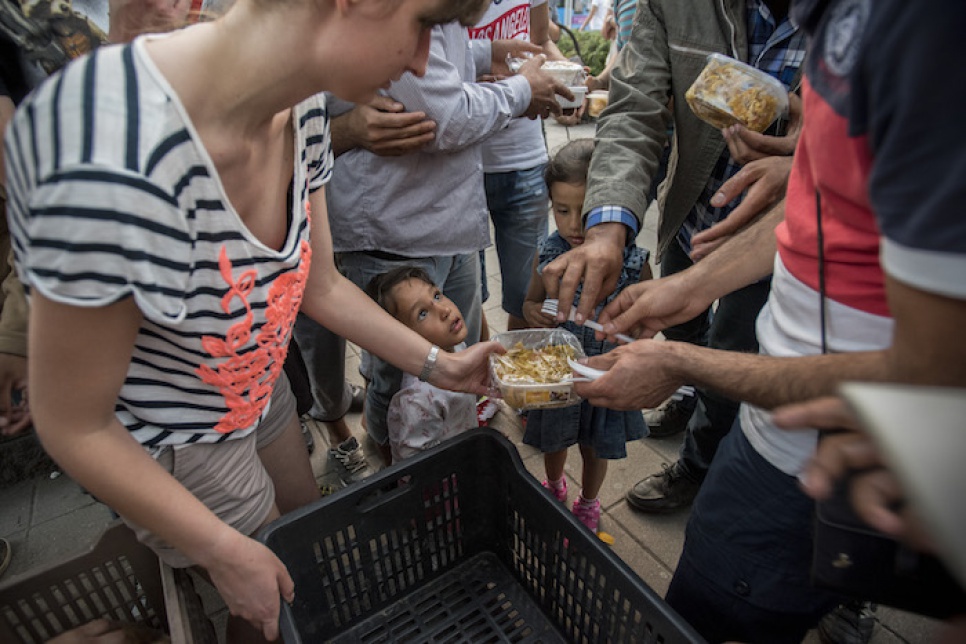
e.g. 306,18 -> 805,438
666,422 -> 842,643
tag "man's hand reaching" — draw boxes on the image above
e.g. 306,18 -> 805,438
517,55 -> 572,119
595,270 -> 715,341
690,156 -> 792,261
772,396 -> 938,554
490,39 -> 543,78
722,91 -> 802,164
541,222 -> 626,325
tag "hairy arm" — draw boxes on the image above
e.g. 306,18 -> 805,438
596,204 -> 783,339
884,277 -> 966,387
531,2 -> 567,60
581,260 -> 966,413
577,336 -> 889,411
689,156 -> 792,261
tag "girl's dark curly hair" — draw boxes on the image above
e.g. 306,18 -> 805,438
364,266 -> 435,318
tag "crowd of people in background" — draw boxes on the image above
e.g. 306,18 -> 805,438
0,0 -> 964,643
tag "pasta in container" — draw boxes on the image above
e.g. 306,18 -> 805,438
685,53 -> 788,133
489,329 -> 586,410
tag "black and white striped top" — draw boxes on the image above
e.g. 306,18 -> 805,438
5,36 -> 333,448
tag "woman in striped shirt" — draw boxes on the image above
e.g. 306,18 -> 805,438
5,0 -> 497,639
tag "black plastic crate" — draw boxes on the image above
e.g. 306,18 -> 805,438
260,429 -> 703,643
0,520 -> 217,643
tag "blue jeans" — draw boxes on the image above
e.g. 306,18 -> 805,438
484,165 -> 549,319
666,424 -> 842,642
339,251 -> 481,446
661,240 -> 771,482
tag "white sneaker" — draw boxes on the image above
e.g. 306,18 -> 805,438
328,436 -> 373,486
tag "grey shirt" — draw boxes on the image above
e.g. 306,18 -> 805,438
326,23 -> 533,257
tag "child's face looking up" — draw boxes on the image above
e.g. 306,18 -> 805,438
550,181 -> 586,247
390,278 -> 468,350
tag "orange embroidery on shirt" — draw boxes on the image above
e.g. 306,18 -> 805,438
197,235 -> 313,434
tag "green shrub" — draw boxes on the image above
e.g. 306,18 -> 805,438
556,29 -> 610,77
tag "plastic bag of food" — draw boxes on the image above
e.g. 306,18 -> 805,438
685,53 -> 788,133
489,329 -> 585,411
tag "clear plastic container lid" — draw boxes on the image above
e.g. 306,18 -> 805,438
489,329 -> 585,410
685,53 -> 789,133
541,61 -> 586,86
508,57 -> 586,87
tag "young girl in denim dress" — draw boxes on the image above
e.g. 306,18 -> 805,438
521,138 -> 652,533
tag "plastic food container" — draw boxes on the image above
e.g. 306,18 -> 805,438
587,90 -> 609,117
507,58 -> 586,88
556,85 -> 587,109
489,329 -> 585,410
540,60 -> 586,86
685,53 -> 788,132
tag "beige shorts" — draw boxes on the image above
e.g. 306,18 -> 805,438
126,371 -> 297,568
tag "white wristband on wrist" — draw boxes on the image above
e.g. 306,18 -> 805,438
418,345 -> 440,382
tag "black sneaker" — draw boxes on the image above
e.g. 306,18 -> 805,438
625,461 -> 700,513
818,601 -> 876,644
643,387 -> 697,438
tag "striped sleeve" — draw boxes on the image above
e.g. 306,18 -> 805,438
299,93 -> 333,192
13,163 -> 191,320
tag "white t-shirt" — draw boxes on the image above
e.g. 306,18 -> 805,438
586,0 -> 608,31
740,257 -> 894,476
6,36 -> 332,448
468,0 -> 550,172
387,345 -> 477,462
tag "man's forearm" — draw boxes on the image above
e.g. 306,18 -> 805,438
584,220 -> 629,248
531,3 -> 566,60
329,112 -> 359,157
681,202 -> 784,305
669,342 -> 890,410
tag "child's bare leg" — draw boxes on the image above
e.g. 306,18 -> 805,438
259,413 -> 321,513
480,309 -> 490,342
578,444 -> 608,500
376,440 -> 392,467
544,449 -> 568,482
323,416 -> 353,444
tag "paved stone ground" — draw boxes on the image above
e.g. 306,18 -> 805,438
0,119 -> 942,643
